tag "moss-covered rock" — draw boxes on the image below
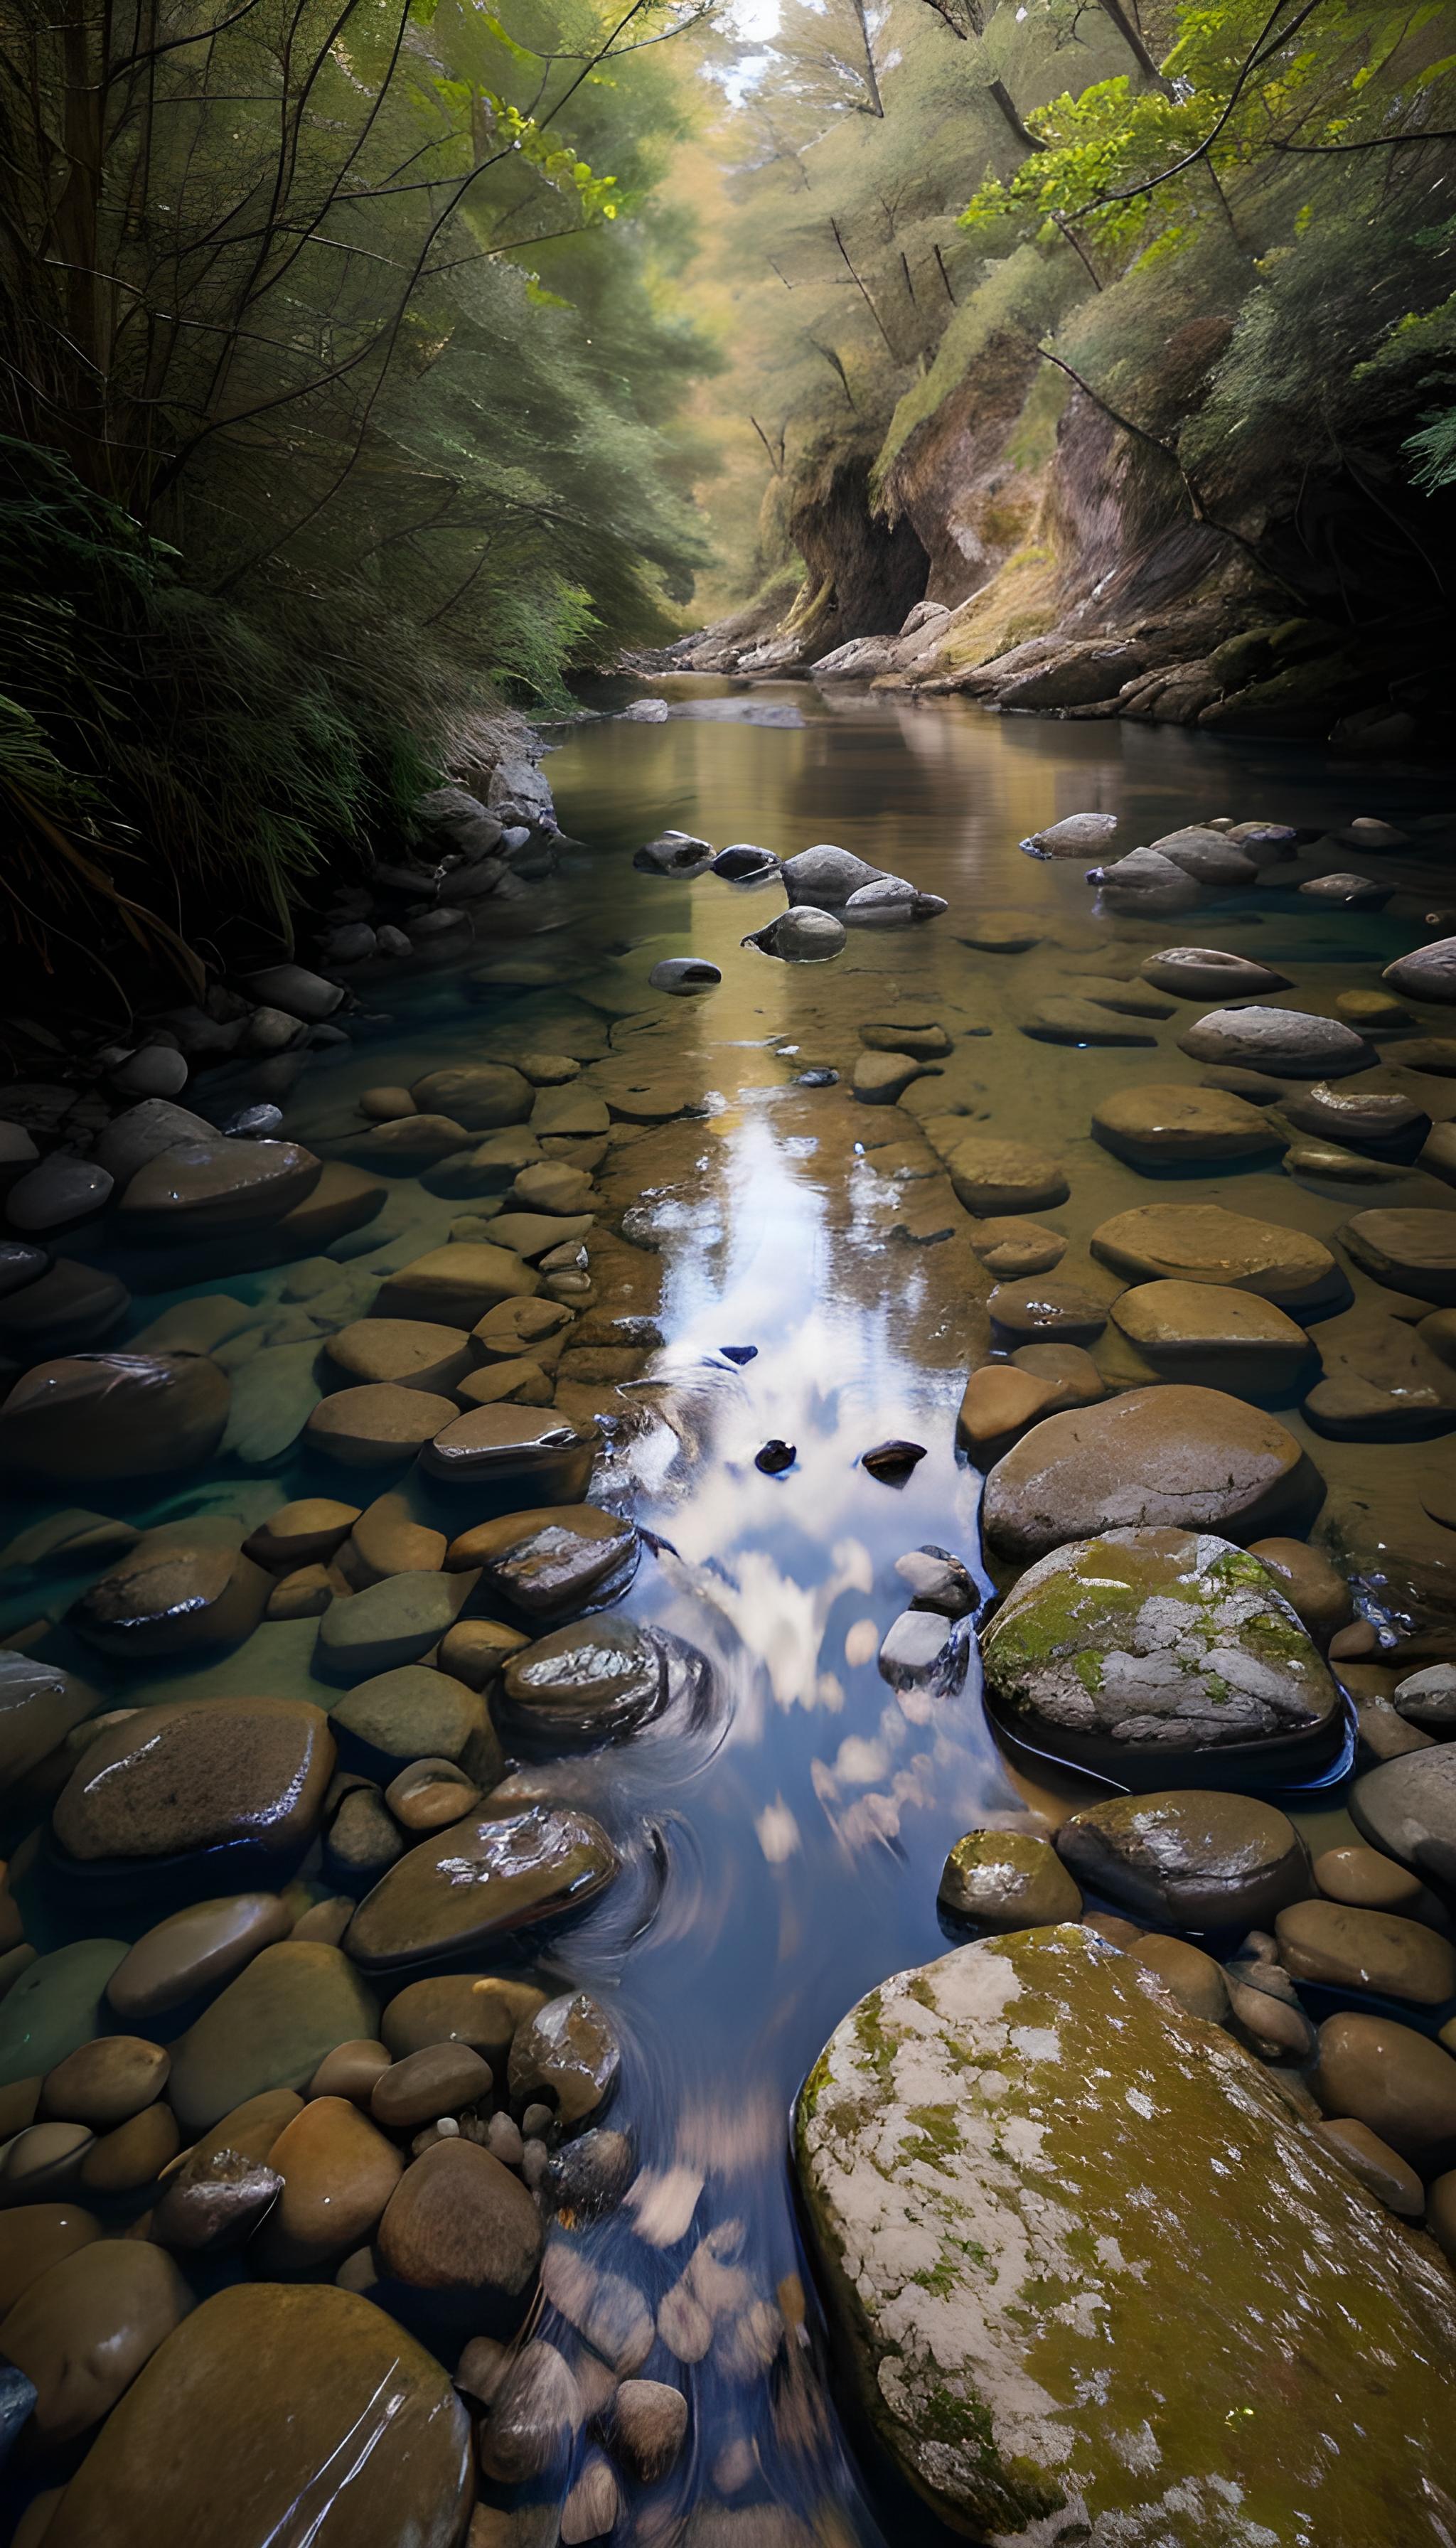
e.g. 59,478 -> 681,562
795,1925 -> 1456,2544
982,1526 -> 1343,1782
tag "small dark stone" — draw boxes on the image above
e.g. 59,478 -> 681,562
721,1345 -> 756,1366
547,2126 -> 634,2225
711,845 -> 778,881
756,1440 -> 796,1474
861,1439 -> 927,1485
796,1068 -> 837,1088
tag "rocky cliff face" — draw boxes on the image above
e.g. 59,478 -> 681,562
665,348 -> 1447,754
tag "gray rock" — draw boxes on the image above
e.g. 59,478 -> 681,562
1140,948 -> 1290,1001
983,1528 -> 1342,1776
1394,1664 -> 1456,1731
1025,812 -> 1118,857
877,1609 -> 961,1693
477,2340 -> 581,2483
1177,1005 -> 1374,1078
246,965 -> 345,1022
93,1100 -> 215,1186
110,1044 -> 190,1098
6,1156 -> 112,1231
842,877 -> 947,926
893,1545 -> 974,1617
1351,1746 -> 1456,1884
633,829 -> 713,874
743,909 -> 846,963
1385,936 -> 1456,1005
1300,871 -> 1392,909
610,2379 -> 687,2483
781,844 -> 884,906
1090,850 -> 1201,915
712,844 -> 779,880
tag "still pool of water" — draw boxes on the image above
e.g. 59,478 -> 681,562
2,678 -> 1455,2542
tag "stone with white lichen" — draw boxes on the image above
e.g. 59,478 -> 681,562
794,1925 -> 1456,2544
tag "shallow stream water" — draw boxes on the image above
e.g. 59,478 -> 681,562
4,677 -> 1456,2542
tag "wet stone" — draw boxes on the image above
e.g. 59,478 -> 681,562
41,2283 -> 472,2548
1275,1900 -> 1456,2005
938,1830 -> 1082,1931
324,1319 -> 473,1395
0,1350 -> 230,1483
509,1991 -> 620,2127
0,1942 -> 129,2089
1091,1083 -> 1285,1167
943,1135 -> 1068,1217
1090,1203 -> 1341,1309
0,2206 -> 101,2312
164,1941 -> 378,2136
422,1405 -> 597,1498
1395,1664 -> 1456,1730
1246,1537 -> 1352,1644
306,1383 -> 460,1468
966,1219 -> 1065,1278
1338,1209 -> 1456,1305
611,2379 -> 688,2483
377,2136 -> 542,2299
70,1537 -> 269,1661
1315,2011 -> 1456,2163
372,2043 -> 493,2130
41,2036 -> 167,2129
410,1064 -> 534,1128
1313,1842 -> 1425,1915
477,2339 -> 582,2483
796,1925 -> 1456,2545
445,1506 -> 638,1618
1109,1281 -> 1312,1392
1351,1746 -> 1456,1886
53,1697 -> 334,1866
987,1278 -> 1109,1342
1054,1790 -> 1310,1929
1128,1934 -> 1229,2025
0,1651 -> 101,1784
106,1893 -> 294,2023
254,2093 -> 403,2271
1140,948 -> 1290,1001
499,1619 -> 665,1746
983,1528 -> 1341,1775
345,1806 -> 620,1969
375,1243 -> 539,1327
381,1974 -> 547,2065
316,1571 -> 471,1679
982,1386 -> 1318,1561
1,2236 -> 193,2443
1315,2119 -> 1423,2218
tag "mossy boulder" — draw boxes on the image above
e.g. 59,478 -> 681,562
982,1526 -> 1343,1782
795,1925 -> 1456,2544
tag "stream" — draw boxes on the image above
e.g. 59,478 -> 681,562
3,676 -> 1455,2544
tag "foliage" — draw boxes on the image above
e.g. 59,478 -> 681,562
0,0 -> 715,979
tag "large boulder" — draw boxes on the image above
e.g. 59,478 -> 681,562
780,845 -> 884,906
0,1351 -> 230,1482
117,1139 -> 321,1240
41,2283 -> 471,2548
795,1927 -> 1456,2543
982,1528 -> 1343,1780
981,1386 -> 1321,1560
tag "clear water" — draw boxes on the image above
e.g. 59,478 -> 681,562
5,677 -> 1455,2541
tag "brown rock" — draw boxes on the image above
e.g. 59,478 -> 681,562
444,1506 -> 638,1617
1129,1934 -> 1230,2025
1,2237 -> 192,2441
341,1115 -> 473,1170
372,2044 -> 493,2131
1275,1900 -> 1456,2004
0,1351 -> 230,1484
79,2102 -> 181,2194
243,1499 -> 359,1569
305,1384 -> 459,1468
380,1975 -> 547,2065
309,2040 -> 392,2104
252,2094 -> 403,2270
0,2121 -> 92,2201
323,1321 -> 474,1396
107,1894 -> 294,2024
164,1942 -> 378,2136
412,1065 -> 534,1129
1316,2119 -> 1423,2217
0,2203 -> 100,2311
936,1831 -> 1081,1931
1056,1791 -> 1310,1929
375,1244 -> 539,1329
955,1366 -> 1055,1460
611,2377 -> 688,2483
41,2037 -> 168,2129
377,2137 -> 542,2296
346,1809 -> 619,1970
1008,1342 -> 1106,1410
70,1539 -> 269,1661
1315,2011 -> 1456,2161
983,1386 -> 1320,1560
341,1491 -> 447,1584
965,1219 -> 1066,1279
53,1699 -> 334,1865
437,1619 -> 530,1688
1248,1538 -> 1353,1643
41,2283 -> 473,2548
1312,1842 -> 1426,1915
1090,1203 -> 1340,1309
476,2339 -> 582,2483
385,1758 -> 480,1834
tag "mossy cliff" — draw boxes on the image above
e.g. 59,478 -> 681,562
794,1923 -> 1456,2542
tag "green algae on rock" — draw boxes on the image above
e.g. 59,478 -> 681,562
982,1527 -> 1344,1784
794,1925 -> 1456,2545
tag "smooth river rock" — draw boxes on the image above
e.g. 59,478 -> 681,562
377,2137 -> 543,2299
937,1831 -> 1083,1929
1096,1084 -> 1287,1174
345,1806 -> 620,1970
1314,2012 -> 1456,2163
943,1135 -> 1068,1217
498,1620 -> 666,1747
1337,1209 -> 1456,1305
106,1893 -> 294,2022
445,1506 -> 638,1617
1054,1789 -> 1310,1929
0,1942 -> 128,2089
1090,1203 -> 1341,1309
329,1666 -> 502,1781
42,2283 -> 473,2548
165,1942 -> 379,2135
53,1698 -> 334,1866
1140,948 -> 1290,1001
1108,1281 -> 1313,1392
1350,1747 -> 1456,1886
981,1386 -> 1319,1560
69,1537 -> 269,1661
0,1351 -> 230,1482
982,1528 -> 1342,1777
1386,935 -> 1456,1005
1275,1900 -> 1456,2005
0,2237 -> 193,2442
796,1925 -> 1456,2543
117,1138 -> 321,1240
1177,1005 -> 1374,1077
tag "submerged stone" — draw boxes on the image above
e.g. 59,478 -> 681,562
982,1528 -> 1342,1777
164,1942 -> 378,2135
42,2283 -> 472,2548
345,1806 -> 620,1969
0,1351 -> 230,1482
53,1699 -> 335,1866
796,1927 -> 1456,2545
1090,1203 -> 1341,1308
